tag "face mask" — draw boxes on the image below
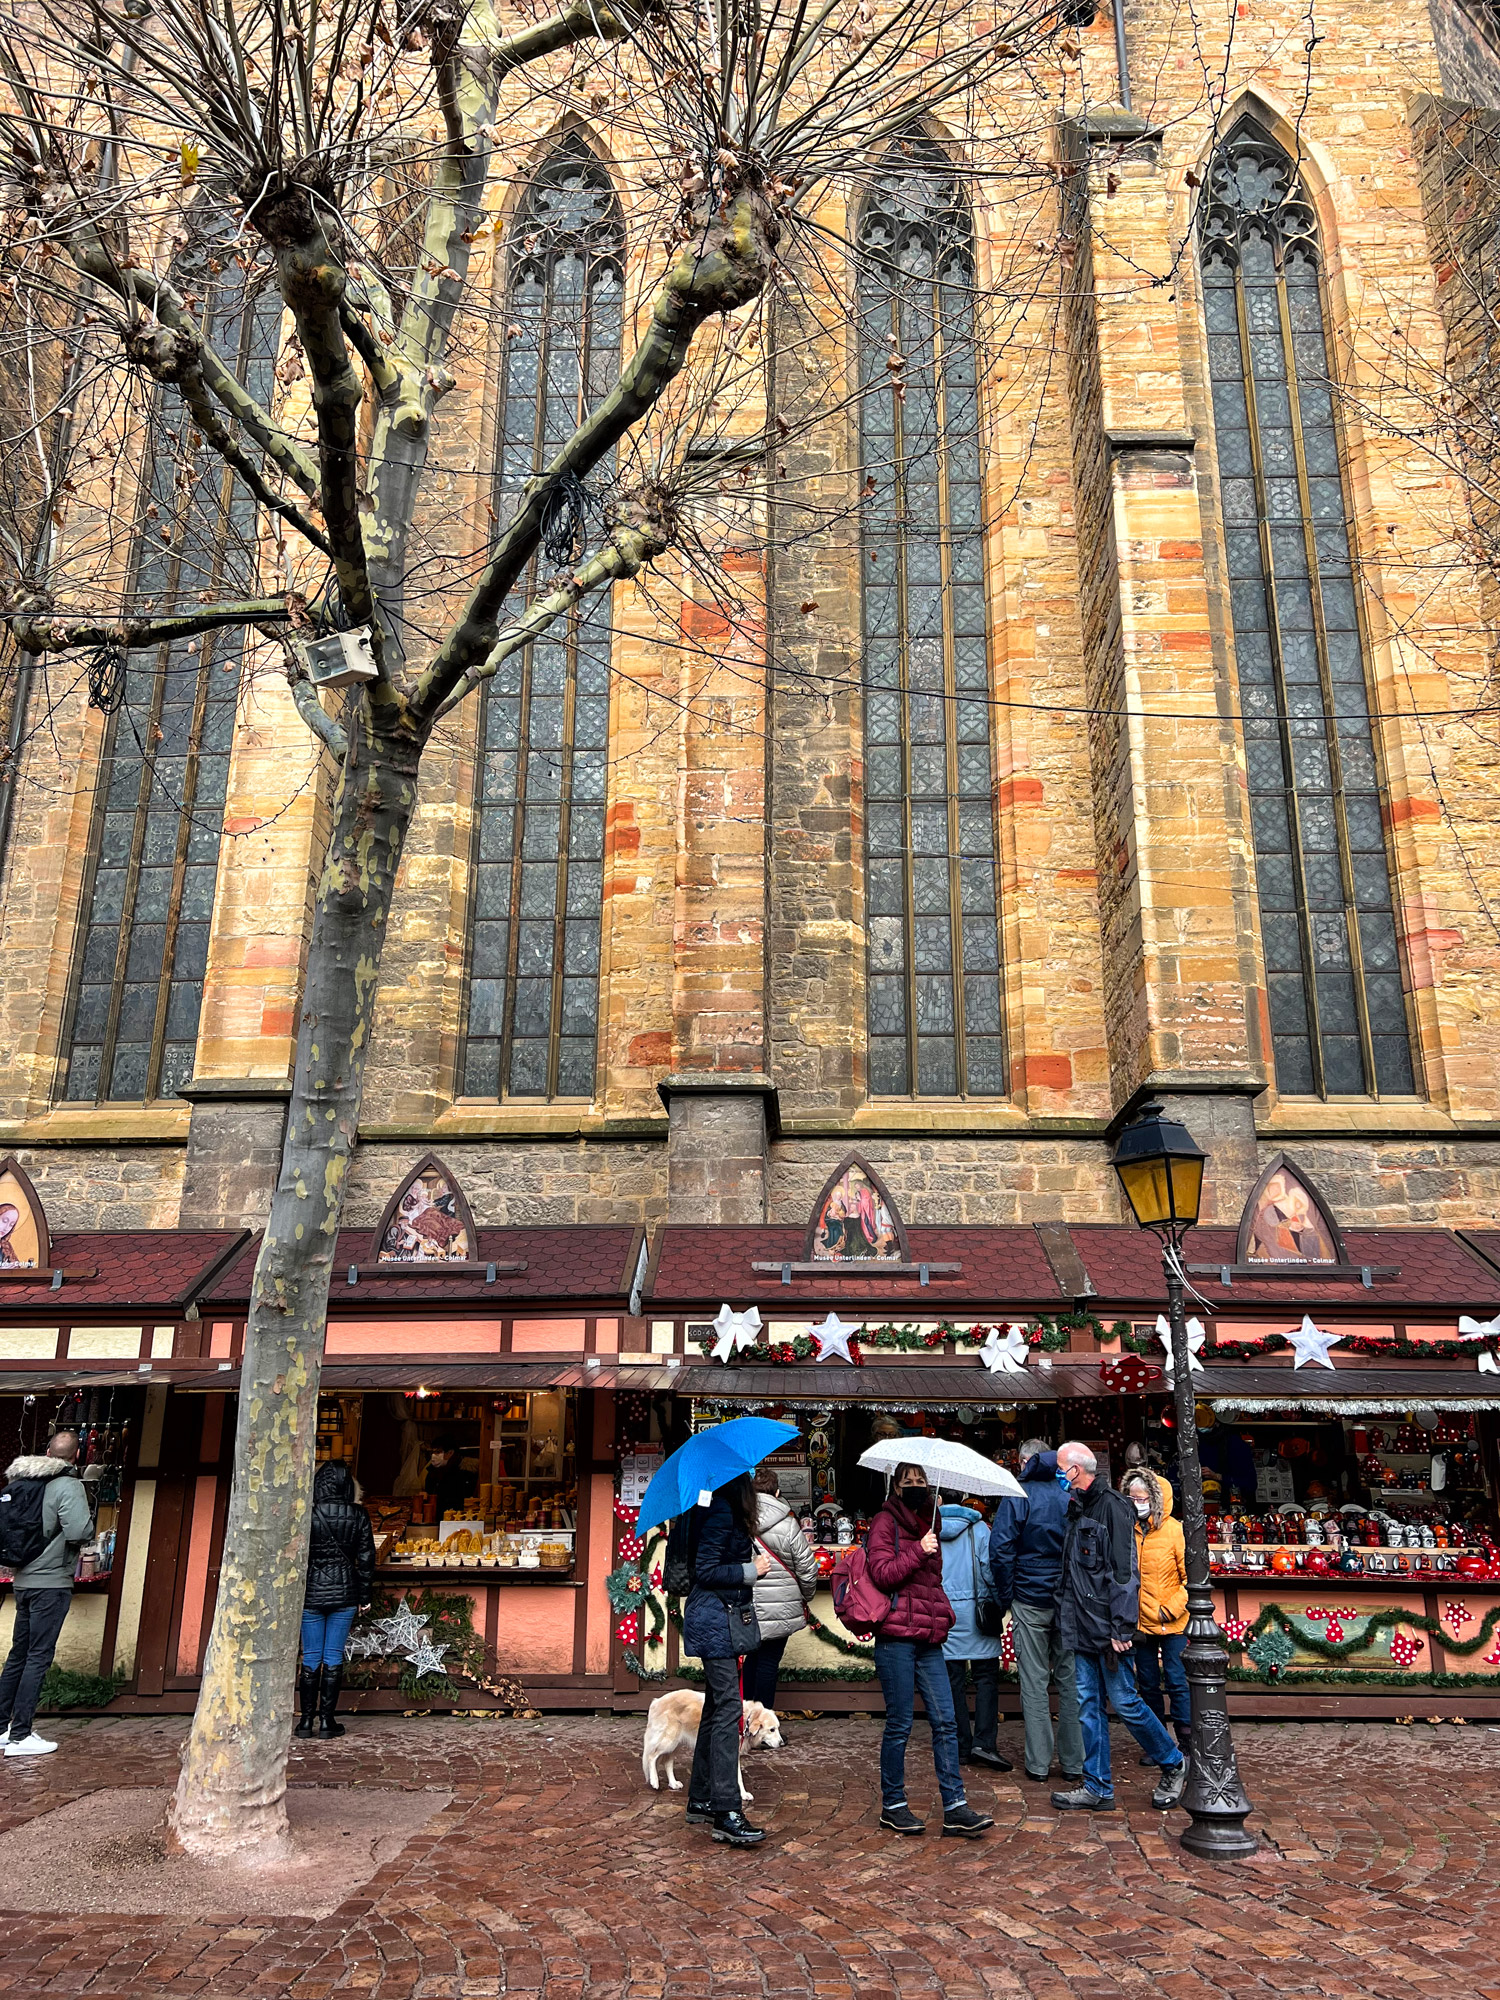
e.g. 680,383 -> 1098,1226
1133,1498 -> 1151,1517
899,1484 -> 928,1503
1055,1469 -> 1073,1492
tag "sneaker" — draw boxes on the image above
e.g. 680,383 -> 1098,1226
968,1747 -> 1014,1771
879,1802 -> 926,1835
4,1733 -> 57,1758
942,1803 -> 994,1838
1151,1761 -> 1188,1809
711,1810 -> 766,1847
684,1801 -> 714,1826
1050,1786 -> 1114,1811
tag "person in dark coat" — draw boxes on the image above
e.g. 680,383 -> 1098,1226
987,1441 -> 1084,1784
683,1474 -> 771,1847
297,1460 -> 376,1740
864,1464 -> 992,1839
1051,1442 -> 1186,1813
424,1437 -> 473,1518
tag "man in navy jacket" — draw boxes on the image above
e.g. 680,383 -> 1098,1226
987,1443 -> 1084,1785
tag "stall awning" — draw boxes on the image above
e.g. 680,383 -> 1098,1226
674,1364 -> 1068,1405
156,1357 -> 682,1392
1197,1366 -> 1500,1412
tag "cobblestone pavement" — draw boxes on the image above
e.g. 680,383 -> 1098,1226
1,1713 -> 1497,1998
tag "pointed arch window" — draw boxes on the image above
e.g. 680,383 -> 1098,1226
1199,123 -> 1416,1098
462,135 -> 624,1101
61,215 -> 280,1103
858,138 -> 1003,1099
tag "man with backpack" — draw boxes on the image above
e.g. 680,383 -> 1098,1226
0,1431 -> 93,1757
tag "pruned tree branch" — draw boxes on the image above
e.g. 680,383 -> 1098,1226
11,599 -> 290,654
287,669 -> 351,759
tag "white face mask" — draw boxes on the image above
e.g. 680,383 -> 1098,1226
1132,1497 -> 1151,1517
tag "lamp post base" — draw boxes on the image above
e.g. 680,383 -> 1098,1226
1179,1600 -> 1258,1860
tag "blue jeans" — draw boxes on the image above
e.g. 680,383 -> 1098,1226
1074,1648 -> 1183,1800
301,1605 -> 357,1669
873,1637 -> 966,1811
1134,1629 -> 1190,1732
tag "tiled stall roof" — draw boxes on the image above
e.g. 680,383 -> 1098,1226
199,1226 -> 642,1311
0,1230 -> 249,1313
1064,1225 -> 1500,1314
646,1226 -> 1067,1311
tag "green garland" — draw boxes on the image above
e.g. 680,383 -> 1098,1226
345,1586 -> 489,1699
609,1526 -> 669,1681
688,1315 -> 1125,1364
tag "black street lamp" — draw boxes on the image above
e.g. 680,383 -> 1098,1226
1111,1101 -> 1258,1861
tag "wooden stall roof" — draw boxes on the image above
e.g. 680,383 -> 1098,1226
0,1230 -> 249,1314
199,1225 -> 643,1312
646,1225 -> 1069,1311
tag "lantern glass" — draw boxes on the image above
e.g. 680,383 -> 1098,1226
1110,1103 -> 1206,1234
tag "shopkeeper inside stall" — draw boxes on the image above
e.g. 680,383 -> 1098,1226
424,1436 -> 475,1518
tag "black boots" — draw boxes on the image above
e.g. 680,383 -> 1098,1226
294,1665 -> 320,1738
317,1664 -> 346,1738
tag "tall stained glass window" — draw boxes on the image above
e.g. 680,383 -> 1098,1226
462,135 -> 623,1100
62,220 -> 279,1103
858,138 -> 1003,1098
1200,122 -> 1415,1098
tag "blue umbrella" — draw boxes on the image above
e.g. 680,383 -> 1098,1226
635,1416 -> 799,1535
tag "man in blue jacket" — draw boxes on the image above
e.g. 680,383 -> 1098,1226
987,1441 -> 1084,1785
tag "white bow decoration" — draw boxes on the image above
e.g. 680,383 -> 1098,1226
1156,1313 -> 1206,1374
1480,1350 -> 1500,1376
710,1303 -> 763,1363
1459,1315 -> 1500,1340
980,1324 -> 1030,1375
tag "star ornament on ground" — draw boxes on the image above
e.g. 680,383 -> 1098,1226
710,1302 -> 763,1363
1155,1314 -> 1206,1374
1289,1314 -> 1343,1370
810,1312 -> 859,1364
979,1325 -> 1030,1375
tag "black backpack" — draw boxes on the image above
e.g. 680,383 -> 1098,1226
0,1477 -> 52,1572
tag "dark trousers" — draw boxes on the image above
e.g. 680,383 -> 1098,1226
741,1636 -> 788,1710
0,1588 -> 72,1740
1134,1629 -> 1191,1732
687,1654 -> 744,1814
946,1656 -> 1000,1758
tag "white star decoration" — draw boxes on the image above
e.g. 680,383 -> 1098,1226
810,1312 -> 859,1364
404,1637 -> 449,1681
1288,1314 -> 1343,1370
710,1303 -> 763,1363
1156,1314 -> 1206,1374
980,1325 -> 1030,1375
370,1600 -> 429,1655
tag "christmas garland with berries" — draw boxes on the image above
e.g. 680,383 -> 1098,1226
1119,1324 -> 1494,1363
688,1315 -> 1125,1366
607,1503 -> 669,1680
1222,1600 -> 1500,1675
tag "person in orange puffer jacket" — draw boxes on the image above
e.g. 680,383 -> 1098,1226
1123,1468 -> 1189,1753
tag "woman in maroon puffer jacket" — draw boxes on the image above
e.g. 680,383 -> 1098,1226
865,1465 -> 992,1838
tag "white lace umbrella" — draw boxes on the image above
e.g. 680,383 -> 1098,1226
858,1437 -> 1024,1500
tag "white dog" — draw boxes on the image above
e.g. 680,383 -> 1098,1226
641,1688 -> 783,1802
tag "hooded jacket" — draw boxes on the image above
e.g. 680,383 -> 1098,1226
683,1487 -> 758,1661
1057,1474 -> 1141,1654
1131,1470 -> 1188,1635
865,1490 -> 954,1646
986,1451 -> 1071,1611
3,1454 -> 93,1592
751,1493 -> 820,1643
938,1504 -> 1001,1661
304,1463 -> 377,1610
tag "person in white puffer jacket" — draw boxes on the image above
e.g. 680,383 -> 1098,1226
742,1469 -> 820,1710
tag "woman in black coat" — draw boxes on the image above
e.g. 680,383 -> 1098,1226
682,1474 -> 771,1847
297,1460 -> 376,1739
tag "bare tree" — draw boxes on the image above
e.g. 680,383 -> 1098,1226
0,0 -> 1086,1857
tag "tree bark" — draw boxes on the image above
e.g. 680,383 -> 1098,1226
168,695 -> 421,1859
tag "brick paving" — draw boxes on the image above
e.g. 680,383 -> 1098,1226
0,1714 -> 1497,1997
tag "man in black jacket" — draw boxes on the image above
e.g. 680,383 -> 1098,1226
987,1442 -> 1084,1784
1052,1442 -> 1187,1813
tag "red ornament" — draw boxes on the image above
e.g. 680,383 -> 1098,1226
1304,1607 -> 1329,1622
649,1564 -> 663,1589
1221,1617 -> 1248,1643
1000,1622 -> 1016,1668
1098,1353 -> 1165,1394
1324,1620 -> 1345,1644
1389,1630 -> 1423,1668
1444,1600 -> 1473,1632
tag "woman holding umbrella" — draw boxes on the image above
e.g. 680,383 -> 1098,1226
635,1415 -> 798,1849
865,1461 -> 995,1838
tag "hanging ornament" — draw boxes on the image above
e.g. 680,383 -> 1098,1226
1099,1353 -> 1162,1394
1389,1630 -> 1424,1669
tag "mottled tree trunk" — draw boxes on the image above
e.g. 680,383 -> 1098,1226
169,698 -> 421,1859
